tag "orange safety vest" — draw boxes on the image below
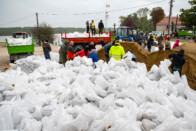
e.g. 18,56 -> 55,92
43,44 -> 47,48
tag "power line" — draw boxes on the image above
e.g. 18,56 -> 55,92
0,0 -> 168,27
108,0 -> 167,13
40,0 -> 167,16
0,14 -> 34,26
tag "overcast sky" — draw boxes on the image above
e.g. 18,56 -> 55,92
0,0 -> 191,28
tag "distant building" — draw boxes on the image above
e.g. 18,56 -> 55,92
156,16 -> 184,34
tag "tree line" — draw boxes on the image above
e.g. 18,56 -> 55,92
120,0 -> 196,32
0,27 -> 86,36
119,7 -> 165,32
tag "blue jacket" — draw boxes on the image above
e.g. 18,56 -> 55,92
104,43 -> 113,54
126,51 -> 136,61
89,49 -> 98,62
129,37 -> 134,42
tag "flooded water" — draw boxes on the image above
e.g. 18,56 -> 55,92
0,36 -> 12,42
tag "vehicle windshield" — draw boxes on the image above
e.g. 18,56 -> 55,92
117,28 -> 121,36
121,28 -> 127,36
13,33 -> 28,39
117,28 -> 133,36
128,29 -> 133,36
133,30 -> 137,36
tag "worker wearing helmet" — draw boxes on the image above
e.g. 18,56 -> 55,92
109,40 -> 125,61
90,20 -> 96,36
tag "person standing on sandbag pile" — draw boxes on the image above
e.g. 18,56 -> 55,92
165,37 -> 171,50
67,41 -> 76,60
168,49 -> 185,76
42,40 -> 51,60
109,40 -> 125,61
98,20 -> 104,35
86,21 -> 90,33
59,40 -> 69,66
147,35 -> 154,52
90,20 -> 96,36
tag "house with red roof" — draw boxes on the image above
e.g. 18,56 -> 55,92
156,16 -> 184,34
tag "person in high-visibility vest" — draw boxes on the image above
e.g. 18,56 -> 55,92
153,34 -> 155,40
109,40 -> 125,61
90,20 -> 96,36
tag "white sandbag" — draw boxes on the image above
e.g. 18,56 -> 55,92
99,94 -> 114,110
142,119 -> 157,131
0,105 -> 14,130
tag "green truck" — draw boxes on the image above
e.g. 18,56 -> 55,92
6,32 -> 34,63
178,30 -> 194,39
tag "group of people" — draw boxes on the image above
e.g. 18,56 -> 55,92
86,20 -> 104,36
146,34 -> 181,52
57,38 -> 132,68
42,37 -> 185,77
58,40 -> 98,67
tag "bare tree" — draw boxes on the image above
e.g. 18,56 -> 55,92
31,22 -> 54,45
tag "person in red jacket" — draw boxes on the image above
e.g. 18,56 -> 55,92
164,34 -> 168,41
67,41 -> 76,60
173,39 -> 180,49
75,46 -> 90,57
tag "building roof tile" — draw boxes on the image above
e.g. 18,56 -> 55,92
156,16 -> 182,25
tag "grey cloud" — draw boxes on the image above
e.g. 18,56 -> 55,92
0,0 -> 191,28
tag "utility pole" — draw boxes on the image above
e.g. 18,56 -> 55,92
36,12 -> 39,27
175,14 -> 178,30
113,23 -> 116,33
36,12 -> 41,45
168,0 -> 173,36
